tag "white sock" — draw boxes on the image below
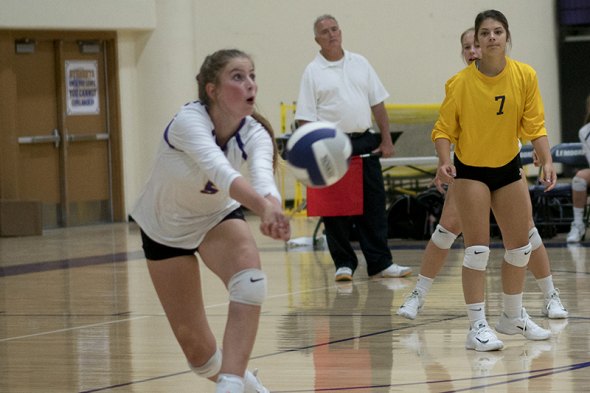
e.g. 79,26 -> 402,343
502,293 -> 523,319
536,275 -> 555,297
466,302 -> 486,327
573,207 -> 584,224
415,274 -> 434,295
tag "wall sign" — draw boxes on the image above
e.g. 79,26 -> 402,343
65,60 -> 99,115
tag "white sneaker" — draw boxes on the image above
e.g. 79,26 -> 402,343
373,263 -> 412,278
566,222 -> 586,243
217,374 -> 245,393
397,289 -> 425,320
334,267 -> 353,281
465,319 -> 504,352
244,369 -> 269,393
542,289 -> 568,319
495,308 -> 551,340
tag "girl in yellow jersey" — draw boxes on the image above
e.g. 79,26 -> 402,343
432,10 -> 557,352
398,28 -> 567,322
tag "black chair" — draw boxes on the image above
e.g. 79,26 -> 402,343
529,143 -> 589,237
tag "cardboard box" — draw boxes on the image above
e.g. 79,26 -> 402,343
0,200 -> 43,237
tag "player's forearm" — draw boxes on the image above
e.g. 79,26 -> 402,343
229,176 -> 270,217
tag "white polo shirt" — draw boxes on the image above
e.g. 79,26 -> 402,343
295,50 -> 389,133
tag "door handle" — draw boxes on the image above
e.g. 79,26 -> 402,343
67,133 -> 109,142
18,128 -> 61,148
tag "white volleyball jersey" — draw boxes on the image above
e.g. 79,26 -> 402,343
131,101 -> 280,249
580,122 -> 590,165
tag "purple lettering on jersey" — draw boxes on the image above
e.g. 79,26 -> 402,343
200,181 -> 219,194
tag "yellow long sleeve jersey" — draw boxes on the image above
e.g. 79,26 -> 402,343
431,57 -> 547,168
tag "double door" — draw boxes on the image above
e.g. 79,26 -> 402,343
0,31 -> 123,228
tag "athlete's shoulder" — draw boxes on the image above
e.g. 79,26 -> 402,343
242,115 -> 270,139
507,57 -> 537,77
175,100 -> 208,119
177,100 -> 206,114
444,65 -> 472,91
172,100 -> 213,134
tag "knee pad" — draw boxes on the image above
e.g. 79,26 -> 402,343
463,245 -> 490,271
528,227 -> 542,251
572,176 -> 587,192
189,347 -> 221,378
228,268 -> 267,306
430,224 -> 459,249
504,243 -> 532,267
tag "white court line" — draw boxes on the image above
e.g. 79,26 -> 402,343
0,285 -> 333,342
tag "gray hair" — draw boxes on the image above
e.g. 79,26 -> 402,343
313,14 -> 337,36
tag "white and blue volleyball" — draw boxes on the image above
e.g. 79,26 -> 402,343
285,121 -> 352,188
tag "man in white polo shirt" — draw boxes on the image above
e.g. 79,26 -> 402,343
295,14 -> 411,281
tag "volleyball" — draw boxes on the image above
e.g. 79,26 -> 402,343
285,121 -> 352,188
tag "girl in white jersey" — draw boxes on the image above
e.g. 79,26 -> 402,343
397,28 -> 567,321
432,10 -> 557,352
131,49 -> 290,393
566,94 -> 590,242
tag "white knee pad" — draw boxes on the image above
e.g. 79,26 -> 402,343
504,243 -> 532,267
572,176 -> 588,192
528,227 -> 542,251
431,224 -> 459,249
463,245 -> 490,271
228,268 -> 267,306
189,347 -> 221,378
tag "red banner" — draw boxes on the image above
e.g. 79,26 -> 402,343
306,156 -> 363,217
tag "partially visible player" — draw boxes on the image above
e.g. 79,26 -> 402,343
398,27 -> 567,322
131,49 -> 290,393
566,93 -> 590,243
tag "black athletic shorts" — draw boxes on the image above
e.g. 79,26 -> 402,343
140,207 -> 246,261
454,153 -> 522,192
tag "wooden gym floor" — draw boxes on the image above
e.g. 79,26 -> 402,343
0,216 -> 588,392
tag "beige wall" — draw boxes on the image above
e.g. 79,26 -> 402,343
1,0 -> 562,213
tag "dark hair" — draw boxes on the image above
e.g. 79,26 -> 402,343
474,10 -> 511,47
195,49 -> 278,169
585,94 -> 590,125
